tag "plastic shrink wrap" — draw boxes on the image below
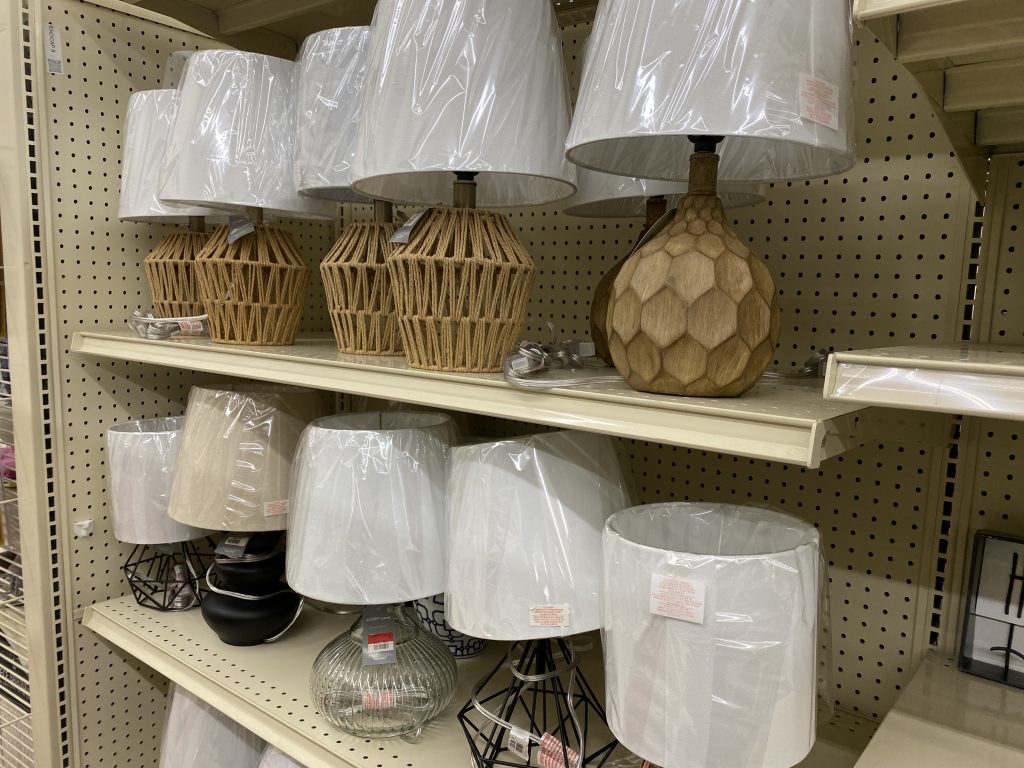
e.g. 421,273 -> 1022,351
159,684 -> 264,768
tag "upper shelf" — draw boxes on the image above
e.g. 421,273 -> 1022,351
824,344 -> 1024,420
71,330 -> 869,468
855,0 -> 1024,196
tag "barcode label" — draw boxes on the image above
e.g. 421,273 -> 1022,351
362,607 -> 398,666
507,727 -> 531,760
46,23 -> 64,75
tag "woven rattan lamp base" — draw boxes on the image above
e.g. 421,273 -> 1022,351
387,208 -> 534,373
320,222 -> 401,355
195,225 -> 310,346
144,231 -> 210,318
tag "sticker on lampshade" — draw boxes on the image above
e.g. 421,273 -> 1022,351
529,605 -> 570,628
263,500 -> 289,517
799,74 -> 840,131
650,573 -> 706,624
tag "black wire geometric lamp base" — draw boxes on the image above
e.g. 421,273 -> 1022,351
458,637 -> 617,768
122,539 -> 214,611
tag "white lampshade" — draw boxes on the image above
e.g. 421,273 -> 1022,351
160,50 -> 334,219
287,412 -> 454,605
106,417 -> 207,545
168,384 -> 328,532
566,0 -> 856,182
351,0 -> 576,207
160,685 -> 265,768
118,90 -> 220,223
295,27 -> 370,202
447,430 -> 631,641
603,503 -> 820,768
258,746 -> 303,768
564,168 -> 766,218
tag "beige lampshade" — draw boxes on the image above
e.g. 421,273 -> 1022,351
167,384 -> 328,532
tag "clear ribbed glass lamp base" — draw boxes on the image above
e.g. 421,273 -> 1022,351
310,604 -> 457,738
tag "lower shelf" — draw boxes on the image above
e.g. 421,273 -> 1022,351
83,596 -> 878,768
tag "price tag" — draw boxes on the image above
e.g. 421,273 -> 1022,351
215,534 -> 251,559
46,22 -> 64,75
362,606 -> 398,666
263,500 -> 289,517
227,215 -> 256,244
529,605 -> 570,628
799,74 -> 840,131
538,733 -> 579,768
176,319 -> 205,337
390,208 -> 431,244
650,573 -> 706,624
628,207 -> 675,255
507,727 -> 531,761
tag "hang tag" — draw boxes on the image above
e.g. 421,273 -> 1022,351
215,534 -> 251,559
538,733 -> 580,768
227,215 -> 256,244
507,727 -> 532,761
362,606 -> 397,666
46,22 -> 64,75
529,605 -> 570,628
390,208 -> 431,244
650,573 -> 706,624
361,688 -> 396,711
629,208 -> 675,255
799,74 -> 840,131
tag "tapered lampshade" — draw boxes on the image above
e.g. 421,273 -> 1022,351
106,417 -> 206,545
603,503 -> 821,768
447,430 -> 631,640
168,385 -> 327,532
159,51 -> 332,345
287,412 -> 454,604
159,685 -> 265,768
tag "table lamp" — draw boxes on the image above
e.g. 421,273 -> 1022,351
296,27 -> 402,356
567,0 -> 855,396
565,169 -> 765,366
288,412 -> 457,738
167,384 -> 327,533
160,50 -> 334,346
602,503 -> 821,768
159,684 -> 265,768
447,430 -> 632,767
351,0 -> 576,373
119,90 -> 221,318
106,417 -> 212,611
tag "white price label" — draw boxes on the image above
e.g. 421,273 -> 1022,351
530,605 -> 570,628
46,22 -> 64,75
799,74 -> 839,131
507,727 -> 531,761
650,573 -> 706,624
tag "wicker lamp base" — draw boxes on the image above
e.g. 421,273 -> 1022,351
195,225 -> 310,346
321,222 -> 401,355
144,231 -> 210,318
387,208 -> 534,373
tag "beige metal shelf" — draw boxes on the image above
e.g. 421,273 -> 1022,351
71,330 -> 869,468
824,344 -> 1024,420
855,654 -> 1024,767
83,596 -> 875,768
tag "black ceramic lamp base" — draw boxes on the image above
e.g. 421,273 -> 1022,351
457,637 -> 617,768
122,540 -> 213,611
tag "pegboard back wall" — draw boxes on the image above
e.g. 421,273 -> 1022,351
31,4 -> 977,768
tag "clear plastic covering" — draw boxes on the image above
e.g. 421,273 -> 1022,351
602,503 -> 821,768
287,412 -> 454,604
168,384 -> 328,532
159,684 -> 265,768
106,417 -> 208,545
446,430 -> 632,640
162,51 -> 194,89
295,27 -> 370,202
258,746 -> 303,768
118,90 -> 221,223
351,0 -> 576,207
566,0 -> 856,182
160,51 -> 334,219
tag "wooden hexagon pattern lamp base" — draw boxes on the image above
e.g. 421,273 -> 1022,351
606,151 -> 780,397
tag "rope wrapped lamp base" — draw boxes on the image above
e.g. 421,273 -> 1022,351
196,225 -> 311,346
321,222 -> 401,355
387,208 -> 534,373
144,231 -> 210,318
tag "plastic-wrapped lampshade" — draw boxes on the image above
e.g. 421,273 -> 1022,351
159,50 -> 333,218
287,412 -> 454,604
603,503 -> 821,768
295,27 -> 370,202
564,169 -> 765,218
351,0 -> 576,207
168,385 -> 327,532
447,430 -> 631,640
566,0 -> 856,182
119,90 -> 220,223
159,684 -> 265,768
258,745 -> 304,767
106,417 -> 207,545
